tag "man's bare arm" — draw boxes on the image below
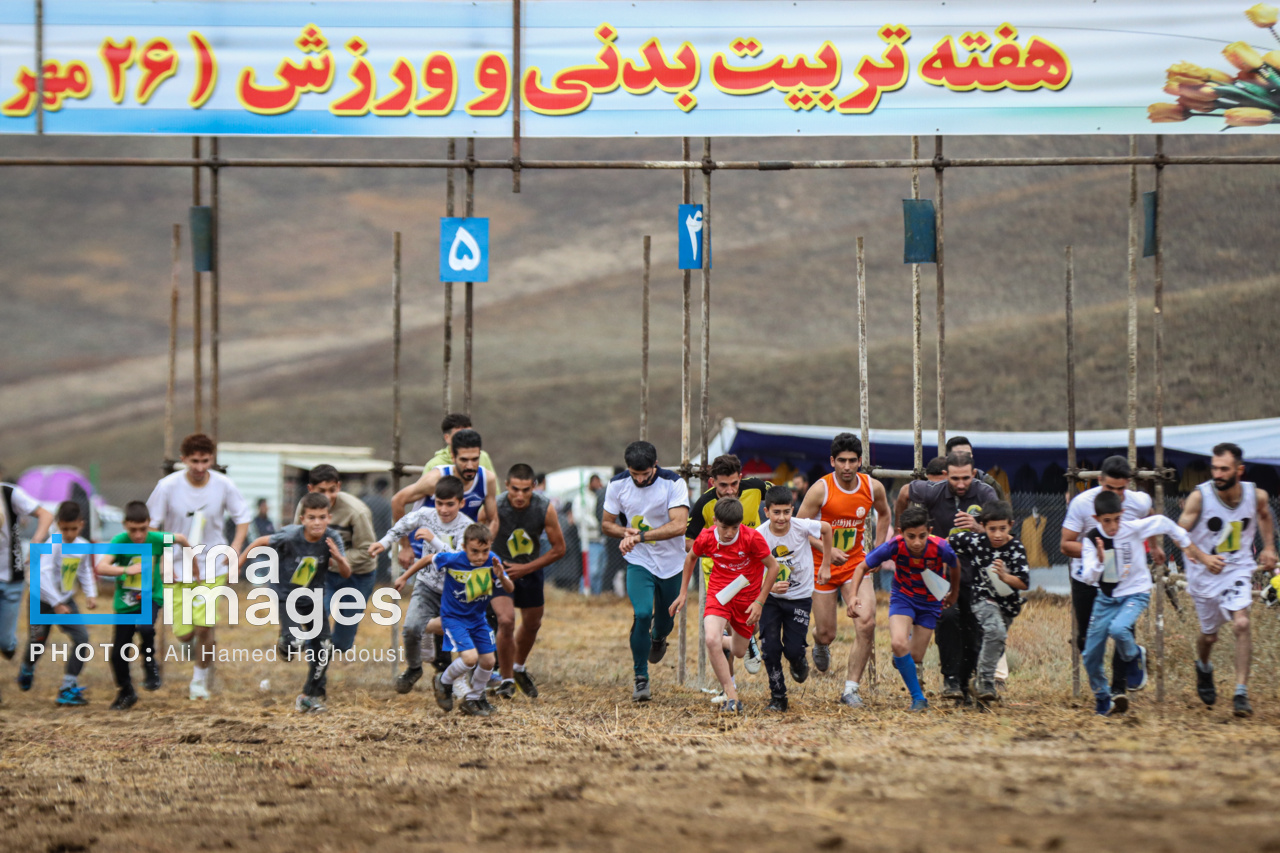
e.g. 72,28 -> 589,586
392,468 -> 442,521
892,486 -> 910,533
506,503 -> 567,579
1256,487 -> 1278,572
1177,489 -> 1203,532
871,479 -> 892,549
796,479 -> 826,521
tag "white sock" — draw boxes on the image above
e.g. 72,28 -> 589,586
1196,659 -> 1213,673
467,666 -> 492,700
192,666 -> 209,686
845,680 -> 859,695
513,663 -> 526,673
441,658 -> 470,685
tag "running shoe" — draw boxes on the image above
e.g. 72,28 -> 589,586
941,676 -> 964,700
1111,692 -> 1129,714
909,697 -> 930,713
478,696 -> 497,716
976,680 -> 999,701
1234,693 -> 1253,718
648,636 -> 668,664
459,698 -> 490,717
294,694 -> 326,714
632,678 -> 651,702
188,681 -> 211,701
17,664 -> 33,692
710,690 -> 728,705
56,685 -> 88,706
720,699 -> 744,714
143,665 -> 162,692
766,696 -> 788,713
486,672 -> 503,690
812,643 -> 830,673
790,653 -> 810,684
513,670 -> 539,698
744,636 -> 763,674
1196,665 -> 1217,707
110,690 -> 137,711
839,690 -> 863,709
495,679 -> 517,700
1127,645 -> 1148,692
394,666 -> 423,695
433,673 -> 454,712
0,645 -> 13,660
1095,696 -> 1114,716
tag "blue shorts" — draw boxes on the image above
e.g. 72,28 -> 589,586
441,612 -> 496,655
888,587 -> 943,631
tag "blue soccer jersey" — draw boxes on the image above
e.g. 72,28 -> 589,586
436,549 -> 503,620
865,535 -> 958,600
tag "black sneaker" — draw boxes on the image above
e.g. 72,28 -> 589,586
494,679 -> 517,699
1196,665 -> 1217,707
459,698 -> 490,717
1111,692 -> 1129,714
812,643 -> 830,673
395,666 -> 424,695
1234,693 -> 1253,718
632,678 -> 651,702
942,676 -> 964,700
513,670 -> 539,698
790,653 -> 810,684
720,699 -> 745,714
976,680 -> 999,701
143,671 -> 162,692
432,673 -> 454,712
648,636 -> 668,664
478,696 -> 497,715
432,644 -> 451,672
109,690 -> 137,711
766,695 -> 788,713
0,646 -> 13,661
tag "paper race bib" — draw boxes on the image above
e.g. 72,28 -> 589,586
123,556 -> 144,589
451,567 -> 494,602
60,557 -> 80,592
291,556 -> 318,588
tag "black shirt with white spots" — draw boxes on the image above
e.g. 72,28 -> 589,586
948,531 -> 1030,616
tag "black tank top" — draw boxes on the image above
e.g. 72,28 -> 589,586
495,492 -> 550,564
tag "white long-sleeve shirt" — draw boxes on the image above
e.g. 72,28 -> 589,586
1081,515 -> 1190,598
39,535 -> 97,606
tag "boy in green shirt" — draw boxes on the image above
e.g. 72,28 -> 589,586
95,501 -> 188,710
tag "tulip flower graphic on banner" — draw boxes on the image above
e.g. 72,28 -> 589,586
440,217 -> 489,282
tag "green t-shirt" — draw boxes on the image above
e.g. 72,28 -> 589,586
109,531 -> 169,613
425,447 -> 495,476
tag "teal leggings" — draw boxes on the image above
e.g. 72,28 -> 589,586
626,565 -> 683,679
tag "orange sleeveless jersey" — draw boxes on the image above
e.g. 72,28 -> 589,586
811,472 -> 875,589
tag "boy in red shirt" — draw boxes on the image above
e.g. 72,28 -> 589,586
671,497 -> 782,714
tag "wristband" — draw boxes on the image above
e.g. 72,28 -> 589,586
638,530 -> 646,543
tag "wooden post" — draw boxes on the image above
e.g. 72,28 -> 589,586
1152,136 -> 1167,704
390,231 -> 403,673
856,236 -> 875,690
1065,245 -> 1081,698
165,225 -> 180,466
209,137 -> 221,448
1126,136 -> 1139,466
464,138 -> 475,414
192,137 -> 203,432
640,235 -> 651,441
444,139 -> 455,415
934,136 -> 946,455
678,138 -> 691,688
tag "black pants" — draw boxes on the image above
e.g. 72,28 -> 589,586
111,602 -> 159,693
27,599 -> 89,677
1070,577 -> 1126,693
295,593 -> 332,698
760,596 -> 811,699
936,584 -> 980,687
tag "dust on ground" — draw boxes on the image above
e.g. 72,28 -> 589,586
2,589 -> 1279,853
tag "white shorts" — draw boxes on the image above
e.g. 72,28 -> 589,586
1191,579 -> 1252,635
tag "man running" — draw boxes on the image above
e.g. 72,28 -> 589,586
1178,443 -> 1277,717
392,428 -> 499,562
424,413 -> 496,475
797,433 -> 891,708
490,463 -> 566,699
894,450 -> 998,701
686,454 -> 770,680
602,441 -> 690,702
1060,455 -> 1155,707
945,436 -> 1006,500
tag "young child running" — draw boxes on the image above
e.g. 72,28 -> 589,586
18,501 -> 96,706
756,485 -> 832,712
95,501 -> 189,710
374,475 -> 474,692
948,501 -> 1029,703
240,492 -> 350,714
427,524 -> 514,717
1081,490 -> 1208,716
671,498 -> 782,714
849,505 -> 960,712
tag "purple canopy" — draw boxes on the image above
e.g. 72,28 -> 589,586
17,466 -> 101,506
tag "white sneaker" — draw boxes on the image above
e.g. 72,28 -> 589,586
743,636 -> 763,674
710,690 -> 728,705
189,681 -> 211,701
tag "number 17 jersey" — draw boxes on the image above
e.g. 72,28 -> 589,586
811,472 -> 874,589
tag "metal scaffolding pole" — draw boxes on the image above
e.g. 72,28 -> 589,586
910,136 -> 923,474
444,138 -> 455,415
640,235 -> 651,441
192,137 -> 203,433
1065,245 -> 1081,699
1152,135 -> 1168,705
678,137 -> 692,688
210,137 -> 221,448
934,136 -> 946,455
464,138 -> 476,414
1126,136 -> 1139,467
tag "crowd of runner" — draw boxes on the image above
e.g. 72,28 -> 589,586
0,417 -> 1274,718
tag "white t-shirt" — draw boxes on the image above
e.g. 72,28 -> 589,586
147,470 -> 250,582
1080,516 -> 1189,599
39,534 -> 97,606
1062,486 -> 1152,583
603,469 -> 690,579
758,517 -> 821,601
0,483 -> 41,583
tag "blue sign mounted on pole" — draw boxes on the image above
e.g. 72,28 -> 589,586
677,204 -> 710,270
440,217 -> 489,282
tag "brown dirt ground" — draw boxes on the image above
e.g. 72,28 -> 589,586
2,589 -> 1280,853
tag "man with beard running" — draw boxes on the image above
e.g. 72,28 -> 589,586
392,429 -> 498,548
489,463 -> 566,699
1178,443 -> 1277,717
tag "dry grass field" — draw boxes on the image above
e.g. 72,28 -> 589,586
3,587 -> 1280,853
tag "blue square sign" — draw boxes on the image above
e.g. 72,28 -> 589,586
440,217 -> 489,283
677,204 -> 710,270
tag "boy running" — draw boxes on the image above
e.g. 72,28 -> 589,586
18,501 -> 96,706
240,492 -> 350,714
671,498 -> 783,714
849,506 -> 960,712
427,524 -> 514,717
374,475 -> 474,692
756,486 -> 832,712
96,501 -> 189,710
0,480 -> 52,702
948,501 -> 1029,703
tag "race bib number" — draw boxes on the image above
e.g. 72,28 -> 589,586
123,557 -> 144,589
1215,521 -> 1244,555
507,528 -> 535,558
832,527 -> 860,553
771,545 -> 794,583
452,567 -> 494,602
1101,549 -> 1119,584
291,556 -> 318,588
60,557 -> 80,592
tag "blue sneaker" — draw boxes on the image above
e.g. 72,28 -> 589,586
1126,645 -> 1148,692
910,697 -> 930,713
56,685 -> 88,706
17,664 -> 33,691
1095,695 -> 1114,716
